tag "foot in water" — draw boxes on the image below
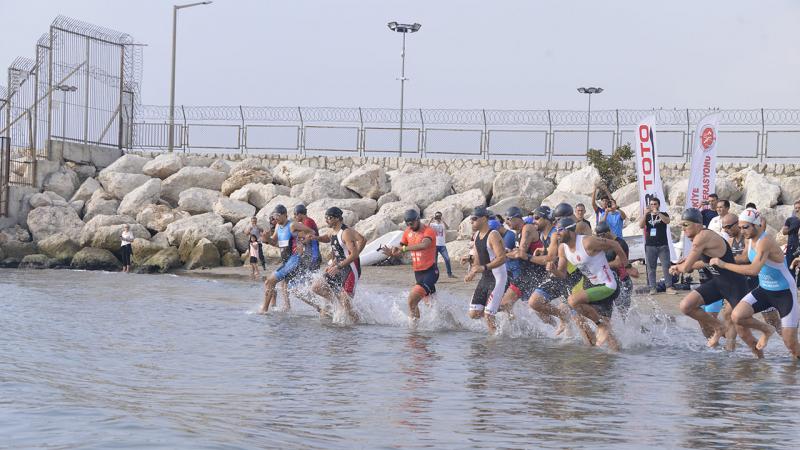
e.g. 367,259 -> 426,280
595,326 -> 620,352
707,328 -> 724,348
756,325 -> 775,351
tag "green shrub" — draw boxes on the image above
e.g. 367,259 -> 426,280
587,144 -> 635,192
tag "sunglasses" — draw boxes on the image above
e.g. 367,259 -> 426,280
680,222 -> 692,228
405,219 -> 419,225
470,216 -> 485,221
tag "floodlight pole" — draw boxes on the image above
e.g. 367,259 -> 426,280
388,22 -> 421,156
577,87 -> 603,153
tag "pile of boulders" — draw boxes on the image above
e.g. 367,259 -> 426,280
1,151 -> 798,273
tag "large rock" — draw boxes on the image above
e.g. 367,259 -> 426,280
255,195 -> 304,221
131,237 -> 168,266
161,167 -> 227,205
99,154 -> 149,176
621,202 -> 641,224
458,216 -> 474,240
185,238 -> 220,269
37,233 -> 81,263
19,254 -> 56,269
142,153 -> 183,179
341,164 -> 389,199
715,177 -> 742,203
97,172 -> 152,200
163,212 -> 226,246
611,182 -> 639,208
182,155 -> 215,168
0,240 -> 38,260
489,196 -> 540,216
492,170 -> 554,204
556,165 -> 602,196
426,204 -> 463,231
80,214 -> 137,247
0,225 -> 32,244
209,159 -> 233,176
221,251 -> 241,267
760,205 -> 794,231
668,178 -> 689,207
85,223 -> 150,253
177,225 -> 235,261
424,189 -> 486,218
377,192 -> 400,209
306,206 -> 358,231
43,167 -> 80,200
272,161 -> 315,186
452,166 -> 495,197
229,183 -> 290,209
213,197 -> 256,223
27,206 -> 84,241
232,218 -> 255,253
221,169 -> 273,196
71,247 -> 122,271
29,191 -> 68,209
70,200 -> 84,216
541,191 -> 593,213
391,168 -> 453,210
354,213 -> 396,243
445,239 -> 472,263
293,171 -> 358,204
779,176 -> 800,205
178,188 -> 221,215
118,178 -> 162,217
70,177 -> 102,203
136,205 -> 191,233
307,198 -> 377,221
84,190 -> 120,222
137,247 -> 181,273
65,161 -> 96,183
743,170 -> 781,208
379,201 -> 420,224
229,157 -> 269,175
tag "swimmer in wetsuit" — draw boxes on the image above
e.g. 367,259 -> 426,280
464,206 -> 508,334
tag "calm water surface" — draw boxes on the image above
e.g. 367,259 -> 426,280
2,269 -> 800,449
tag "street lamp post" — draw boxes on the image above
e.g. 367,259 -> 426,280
577,87 -> 603,153
387,21 -> 421,156
56,84 -> 78,154
168,1 -> 213,153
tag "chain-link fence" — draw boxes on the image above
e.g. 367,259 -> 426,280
131,106 -> 800,161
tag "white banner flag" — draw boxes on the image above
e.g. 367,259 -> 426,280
634,115 -> 677,261
682,113 -> 721,256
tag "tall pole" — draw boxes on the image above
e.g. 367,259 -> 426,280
399,32 -> 406,156
586,93 -> 591,153
168,6 -> 178,153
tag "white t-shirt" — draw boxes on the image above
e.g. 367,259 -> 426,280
120,231 -> 134,247
429,222 -> 446,246
708,215 -> 722,235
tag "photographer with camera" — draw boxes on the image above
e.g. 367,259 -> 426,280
639,197 -> 675,295
782,200 -> 800,282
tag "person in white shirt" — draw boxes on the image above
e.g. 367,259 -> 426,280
427,211 -> 455,278
707,200 -> 730,235
120,224 -> 134,273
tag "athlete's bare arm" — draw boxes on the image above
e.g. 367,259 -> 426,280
486,231 -> 507,269
575,221 -> 592,235
712,235 -> 779,276
336,228 -> 361,268
515,223 -> 536,260
548,244 -> 568,279
671,230 -> 714,274
352,229 -> 367,253
585,236 -> 628,269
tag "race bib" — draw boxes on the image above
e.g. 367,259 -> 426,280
278,239 -> 290,248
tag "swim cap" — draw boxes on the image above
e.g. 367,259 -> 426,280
595,221 -> 611,234
471,205 -> 490,218
403,209 -> 420,223
681,208 -> 703,224
533,205 -> 552,221
556,217 -> 577,231
553,202 -> 574,219
272,204 -> 287,215
738,208 -> 761,226
506,206 -> 524,219
523,216 -> 534,225
324,206 -> 343,219
294,204 -> 307,215
488,219 -> 501,231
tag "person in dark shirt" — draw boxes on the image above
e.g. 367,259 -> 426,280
638,197 -> 674,294
701,193 -> 719,228
782,200 -> 800,280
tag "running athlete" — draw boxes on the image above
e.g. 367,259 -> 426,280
670,208 -> 752,350
464,206 -> 508,334
595,221 -> 638,316
710,209 -> 800,359
294,204 -> 321,272
259,204 -> 317,314
550,217 -> 628,351
384,209 -> 439,322
498,206 -> 545,315
313,207 -> 365,322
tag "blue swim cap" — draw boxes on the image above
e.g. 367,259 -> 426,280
488,219 -> 501,230
523,217 -> 534,225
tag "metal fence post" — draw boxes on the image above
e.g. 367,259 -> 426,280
117,44 -> 125,150
546,109 -> 553,161
239,105 -> 245,154
46,28 -> 54,160
418,108 -> 424,158
358,107 -> 364,157
83,39 -> 90,145
297,106 -> 305,157
419,108 -> 425,158
481,109 -> 488,160
760,108 -> 766,162
685,109 -> 691,163
614,109 -> 620,152
180,105 -> 187,153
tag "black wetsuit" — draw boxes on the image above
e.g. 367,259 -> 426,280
694,234 -> 749,307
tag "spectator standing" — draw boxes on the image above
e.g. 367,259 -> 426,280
592,185 -> 611,222
120,224 -> 134,273
599,198 -> 627,238
248,235 -> 261,281
707,199 -> 730,235
244,216 -> 266,270
638,197 -> 675,294
701,193 -> 719,227
575,203 -> 592,230
427,212 -> 455,278
782,200 -> 800,280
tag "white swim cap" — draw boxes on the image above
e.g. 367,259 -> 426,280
738,208 -> 761,226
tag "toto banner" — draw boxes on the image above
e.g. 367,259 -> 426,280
635,115 -> 677,261
682,112 -> 721,256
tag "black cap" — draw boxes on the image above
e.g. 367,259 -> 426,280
294,204 -> 307,215
556,217 -> 577,231
533,205 -> 552,221
403,209 -> 420,222
553,202 -> 574,219
471,206 -> 490,218
272,204 -> 287,215
325,206 -> 343,219
595,221 -> 611,234
506,206 -> 524,219
682,207 -> 703,224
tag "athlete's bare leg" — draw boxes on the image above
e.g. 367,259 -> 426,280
499,289 -> 519,318
408,287 -> 427,322
338,291 -> 359,323
736,324 -> 764,359
780,327 -> 800,359
568,293 -> 614,350
679,291 -> 725,348
311,278 -> 335,318
260,275 -> 279,314
731,301 -> 775,354
527,293 -> 565,329
762,309 -> 782,334
721,301 -> 737,352
280,280 -> 291,311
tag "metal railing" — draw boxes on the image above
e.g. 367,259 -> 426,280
130,106 -> 800,161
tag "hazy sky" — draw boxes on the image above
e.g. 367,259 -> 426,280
2,0 -> 799,110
